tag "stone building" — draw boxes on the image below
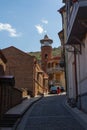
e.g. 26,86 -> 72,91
2,46 -> 48,97
0,50 -> 22,119
40,35 -> 65,90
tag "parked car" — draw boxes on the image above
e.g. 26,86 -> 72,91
50,86 -> 57,94
60,86 -> 65,92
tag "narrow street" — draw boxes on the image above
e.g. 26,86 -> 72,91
16,95 -> 84,130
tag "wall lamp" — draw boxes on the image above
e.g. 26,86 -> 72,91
64,36 -> 85,54
65,43 -> 81,54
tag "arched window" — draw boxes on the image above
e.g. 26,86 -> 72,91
45,54 -> 48,59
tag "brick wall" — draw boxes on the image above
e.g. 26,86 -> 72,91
41,46 -> 52,72
0,76 -> 22,119
2,46 -> 34,93
2,46 -> 46,97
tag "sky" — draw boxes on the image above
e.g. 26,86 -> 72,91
0,0 -> 64,52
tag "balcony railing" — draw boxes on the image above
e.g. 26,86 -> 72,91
47,67 -> 64,74
67,0 -> 87,43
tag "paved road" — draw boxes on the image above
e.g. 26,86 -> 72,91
16,95 -> 85,130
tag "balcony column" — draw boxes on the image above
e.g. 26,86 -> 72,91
53,73 -> 56,84
53,62 -> 56,70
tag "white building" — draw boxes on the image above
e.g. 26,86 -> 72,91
59,0 -> 87,111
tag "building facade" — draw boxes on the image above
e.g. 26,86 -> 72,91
2,46 -> 47,97
59,0 -> 87,110
40,35 -> 65,90
0,50 -> 22,119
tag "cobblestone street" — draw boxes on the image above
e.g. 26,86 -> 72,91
16,95 -> 85,130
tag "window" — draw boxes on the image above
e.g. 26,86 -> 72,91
45,54 -> 48,59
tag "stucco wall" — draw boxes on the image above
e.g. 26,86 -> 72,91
78,34 -> 87,112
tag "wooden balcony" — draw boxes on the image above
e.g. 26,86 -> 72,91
67,0 -> 87,44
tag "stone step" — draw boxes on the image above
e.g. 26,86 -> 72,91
0,114 -> 20,127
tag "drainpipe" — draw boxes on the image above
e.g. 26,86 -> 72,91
59,45 -> 68,96
63,46 -> 68,94
74,49 -> 78,102
78,54 -> 82,109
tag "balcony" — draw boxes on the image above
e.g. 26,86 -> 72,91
47,66 -> 64,74
67,0 -> 87,44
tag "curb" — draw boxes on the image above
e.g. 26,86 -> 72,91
13,96 -> 43,130
63,100 -> 87,130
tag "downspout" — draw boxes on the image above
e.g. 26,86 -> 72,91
74,49 -> 78,102
63,46 -> 67,94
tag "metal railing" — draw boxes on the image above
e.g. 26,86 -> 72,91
47,67 -> 64,74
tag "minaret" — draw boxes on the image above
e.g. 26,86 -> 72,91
40,35 -> 53,72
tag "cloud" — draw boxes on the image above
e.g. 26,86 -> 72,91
0,23 -> 20,37
35,24 -> 47,34
41,19 -> 48,24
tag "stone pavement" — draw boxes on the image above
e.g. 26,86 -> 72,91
6,96 -> 42,115
0,94 -> 87,130
0,96 -> 43,130
15,94 -> 85,130
64,100 -> 87,130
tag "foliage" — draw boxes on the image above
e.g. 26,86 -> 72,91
52,46 -> 61,57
